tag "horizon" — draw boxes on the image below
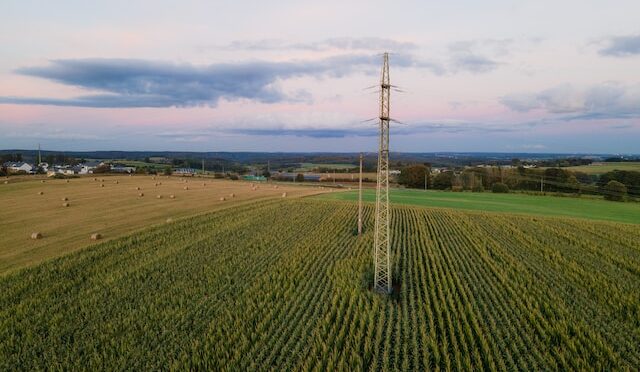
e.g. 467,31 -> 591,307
1,1 -> 639,153
2,148 -> 637,157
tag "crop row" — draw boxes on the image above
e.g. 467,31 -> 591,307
0,199 -> 638,370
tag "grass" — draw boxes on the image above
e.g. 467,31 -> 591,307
294,162 -> 357,171
561,162 -> 640,175
0,175 -> 324,275
316,188 -> 640,224
1,199 -> 638,369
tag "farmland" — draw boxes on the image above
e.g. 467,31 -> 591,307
294,162 -> 358,171
317,188 -> 640,224
0,175 -> 324,274
558,162 -> 640,175
0,199 -> 638,369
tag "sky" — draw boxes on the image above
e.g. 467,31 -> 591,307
1,0 -> 639,153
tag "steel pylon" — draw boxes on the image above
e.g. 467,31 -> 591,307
373,53 -> 392,294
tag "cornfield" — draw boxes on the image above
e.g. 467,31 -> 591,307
0,199 -> 638,370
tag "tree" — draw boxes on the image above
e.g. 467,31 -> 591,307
398,164 -> 429,189
262,170 -> 271,179
432,171 -> 454,190
492,182 -> 509,193
543,168 -> 573,192
603,180 -> 627,201
163,166 -> 173,176
295,173 -> 305,182
598,170 -> 640,197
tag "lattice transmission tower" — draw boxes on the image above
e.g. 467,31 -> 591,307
373,53 -> 392,294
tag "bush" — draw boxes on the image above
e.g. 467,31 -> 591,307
603,180 -> 627,201
492,182 -> 510,193
214,173 -> 225,179
472,184 -> 484,192
451,186 -> 464,192
229,174 -> 239,180
295,173 -> 305,182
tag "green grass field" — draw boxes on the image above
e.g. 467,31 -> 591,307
295,162 -> 357,171
561,162 -> 640,175
1,199 -> 638,369
316,188 -> 640,224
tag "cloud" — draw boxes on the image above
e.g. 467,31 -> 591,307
223,120 -> 516,138
447,40 -> 510,73
223,37 -> 418,52
500,82 -> 640,119
0,54 -> 442,108
598,33 -> 640,57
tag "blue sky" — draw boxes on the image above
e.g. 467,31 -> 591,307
0,0 -> 639,153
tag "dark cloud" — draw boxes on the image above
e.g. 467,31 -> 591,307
599,34 -> 640,57
1,54 -> 440,108
228,121 -> 515,139
224,37 -> 418,52
501,82 -> 640,119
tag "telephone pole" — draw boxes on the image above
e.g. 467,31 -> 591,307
358,153 -> 363,236
373,53 -> 392,294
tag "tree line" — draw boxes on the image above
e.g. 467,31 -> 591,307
398,164 -> 639,202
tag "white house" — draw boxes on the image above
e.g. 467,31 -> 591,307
3,162 -> 34,173
79,161 -> 102,174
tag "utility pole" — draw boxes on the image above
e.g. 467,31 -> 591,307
358,152 -> 363,236
37,143 -> 42,165
541,174 -> 544,193
373,53 -> 392,294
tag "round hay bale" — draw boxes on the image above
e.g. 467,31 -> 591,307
274,185 -> 279,189
100,179 -> 105,182
93,178 -> 97,181
282,192 -> 287,198
229,193 -> 235,198
184,186 -> 189,190
3,181 -> 8,184
66,180 -> 70,183
166,218 -> 173,223
115,180 -> 119,184
90,233 -> 102,240
202,182 -> 206,186
169,194 -> 175,199
157,195 -> 162,199
138,192 -> 144,197
152,176 -> 156,180
41,180 -> 45,183
62,202 -> 69,207
136,187 -> 140,190
37,191 -> 43,195
219,196 -> 226,201
61,197 -> 68,201
100,184 -> 105,188
31,232 -> 42,240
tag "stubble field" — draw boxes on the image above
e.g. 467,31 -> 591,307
0,175 -> 325,274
